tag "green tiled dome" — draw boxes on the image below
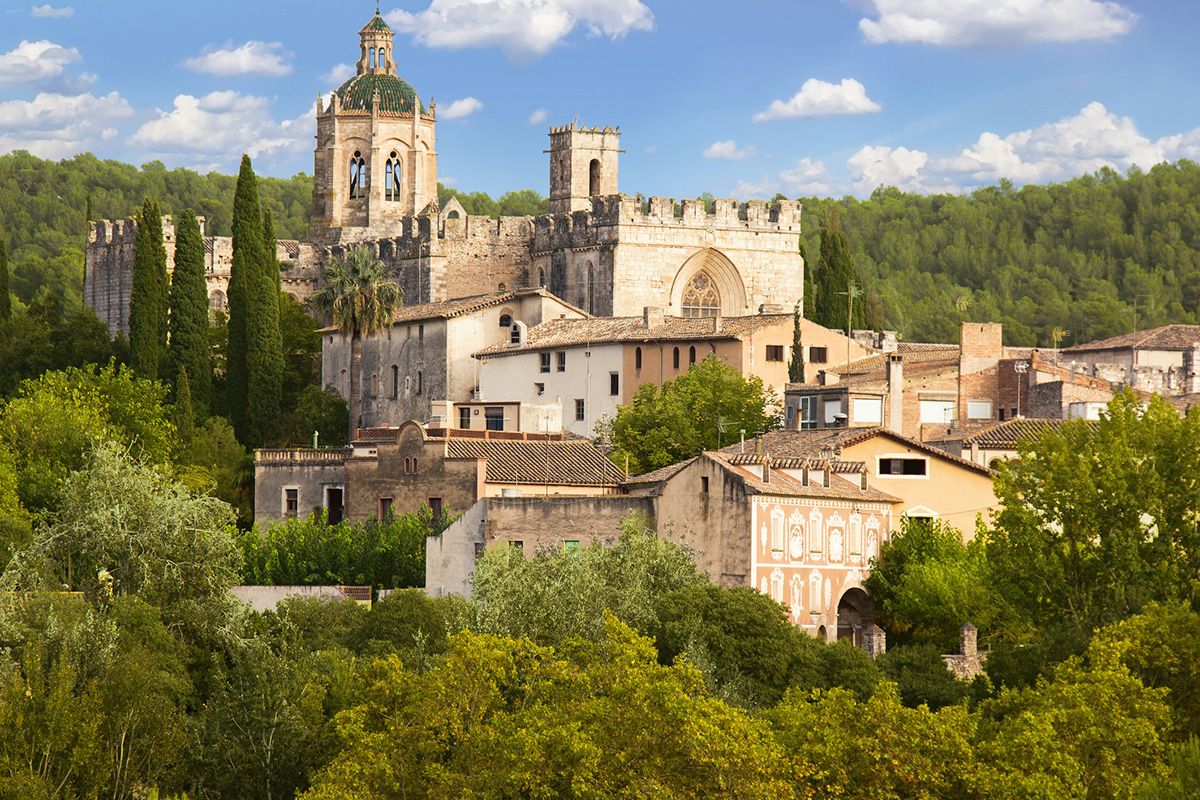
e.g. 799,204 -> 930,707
336,73 -> 422,115
361,14 -> 392,33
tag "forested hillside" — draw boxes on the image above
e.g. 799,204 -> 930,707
2,151 -> 1199,346
800,161 -> 1200,346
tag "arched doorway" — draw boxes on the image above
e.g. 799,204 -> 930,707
836,588 -> 874,648
669,248 -> 747,317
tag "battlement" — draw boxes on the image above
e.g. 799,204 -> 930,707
548,123 -> 620,136
88,215 -> 209,246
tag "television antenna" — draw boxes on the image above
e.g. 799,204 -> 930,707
1014,361 -> 1029,418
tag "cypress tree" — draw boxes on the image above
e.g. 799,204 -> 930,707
800,237 -> 816,322
818,210 -> 865,333
789,303 -> 805,384
173,368 -> 195,453
0,236 -> 10,320
247,248 -> 284,447
168,210 -> 212,417
226,155 -> 262,441
261,206 -> 280,293
128,198 -> 168,378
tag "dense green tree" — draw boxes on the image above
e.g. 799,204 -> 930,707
788,302 -> 805,383
226,155 -> 261,441
167,210 -> 212,416
128,198 -> 168,378
814,210 -> 865,333
1133,737 -> 1200,800
610,356 -> 778,475
246,244 -> 285,447
311,247 -> 402,439
172,369 -> 195,454
262,206 -> 280,291
876,644 -> 970,709
0,235 -> 10,320
176,415 -> 251,523
0,363 -> 174,511
279,291 -> 321,411
799,237 -> 814,321
282,385 -> 349,448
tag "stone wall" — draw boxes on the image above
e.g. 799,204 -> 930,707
254,449 -> 348,524
426,494 -> 655,597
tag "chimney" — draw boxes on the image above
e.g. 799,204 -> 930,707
642,307 -> 665,328
886,355 -> 904,434
960,623 -> 977,658
712,314 -> 722,334
762,455 -> 771,484
1188,344 -> 1200,394
860,469 -> 868,490
822,463 -> 831,488
802,464 -> 810,486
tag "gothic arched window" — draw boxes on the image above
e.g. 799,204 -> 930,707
681,271 -> 720,318
385,151 -> 401,202
589,159 -> 601,196
349,151 -> 367,200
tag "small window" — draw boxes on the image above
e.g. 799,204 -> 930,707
499,314 -> 513,328
556,351 -> 566,372
510,324 -> 522,345
635,347 -> 642,370
540,353 -> 551,373
485,406 -> 504,431
512,539 -> 524,551
391,365 -> 399,399
378,497 -> 394,520
689,346 -> 697,365
878,457 -> 928,477
766,345 -> 785,362
564,539 -> 581,554
967,400 -> 993,420
701,476 -> 709,495
609,372 -> 619,396
416,371 -> 423,395
537,267 -> 546,287
418,324 -> 424,342
575,399 -> 585,421
799,396 -> 817,430
673,347 -> 680,369
284,488 -> 299,519
429,497 -> 443,525
809,346 -> 828,364
535,382 -> 545,396
459,406 -> 471,429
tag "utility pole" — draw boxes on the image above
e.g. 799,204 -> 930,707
838,282 -> 861,388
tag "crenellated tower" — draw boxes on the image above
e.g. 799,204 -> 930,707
310,10 -> 438,242
548,123 -> 621,215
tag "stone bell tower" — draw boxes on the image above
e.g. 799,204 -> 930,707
310,9 -> 438,242
548,123 -> 621,215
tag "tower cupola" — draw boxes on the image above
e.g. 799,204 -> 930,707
358,9 -> 396,76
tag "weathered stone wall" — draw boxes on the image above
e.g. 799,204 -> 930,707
254,449 -> 347,524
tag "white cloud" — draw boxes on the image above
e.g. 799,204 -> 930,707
31,4 -> 73,17
319,63 -> 354,86
129,91 -> 310,167
859,0 -> 1137,48
733,158 -> 833,199
704,140 -> 756,161
439,96 -> 483,120
183,41 -> 293,77
0,39 -> 80,86
528,108 -> 549,126
849,145 -> 932,192
0,91 -> 131,159
754,78 -> 881,122
386,0 -> 653,62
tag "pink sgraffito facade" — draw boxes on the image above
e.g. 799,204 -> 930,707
750,495 -> 893,641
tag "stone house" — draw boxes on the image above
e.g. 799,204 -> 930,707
930,417 -> 1070,468
719,428 -> 997,535
623,451 -> 900,644
1062,324 -> 1200,395
473,311 -> 870,437
321,288 -> 586,429
254,421 -> 624,526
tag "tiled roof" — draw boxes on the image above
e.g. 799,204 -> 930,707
723,454 -> 867,473
475,314 -> 791,357
361,14 -> 393,33
621,459 -> 695,486
1064,324 -> 1200,353
710,453 -> 901,503
961,418 -> 1069,449
336,73 -> 421,115
321,288 -> 576,332
823,348 -> 959,378
720,427 -> 994,476
897,342 -> 958,353
445,437 -> 625,487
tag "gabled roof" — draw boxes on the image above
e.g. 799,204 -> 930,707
719,427 -> 994,476
445,436 -> 624,487
822,348 -> 959,379
1064,324 -> 1200,353
475,314 -> 790,357
621,458 -> 695,487
961,418 -> 1070,449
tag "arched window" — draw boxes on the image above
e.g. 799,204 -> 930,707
672,347 -> 680,369
635,347 -> 642,370
369,47 -> 376,67
385,151 -> 401,202
208,290 -> 227,311
349,151 -> 367,200
681,271 -> 721,318
586,262 -> 595,313
689,346 -> 697,365
447,210 -> 460,219
589,158 -> 601,196
537,267 -> 546,287
499,313 -> 513,328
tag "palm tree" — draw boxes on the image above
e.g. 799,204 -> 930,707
312,247 -> 403,440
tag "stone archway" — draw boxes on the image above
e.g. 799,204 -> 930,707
668,248 -> 747,317
836,587 -> 875,648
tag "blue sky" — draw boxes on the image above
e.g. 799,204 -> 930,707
1,0 -> 1198,199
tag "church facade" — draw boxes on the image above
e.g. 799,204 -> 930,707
85,12 -> 805,334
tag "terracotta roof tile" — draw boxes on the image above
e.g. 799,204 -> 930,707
962,418 -> 1070,449
1064,324 -> 1200,353
823,348 -> 959,378
321,288 -> 582,332
445,437 -> 624,487
475,314 -> 791,357
711,453 -> 901,503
